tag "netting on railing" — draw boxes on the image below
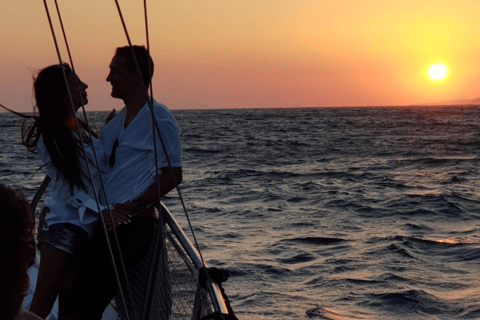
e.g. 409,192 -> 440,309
111,220 -> 214,320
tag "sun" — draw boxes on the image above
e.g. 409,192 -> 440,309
427,63 -> 448,81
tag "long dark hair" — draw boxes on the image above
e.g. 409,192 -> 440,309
22,63 -> 86,194
0,184 -> 35,320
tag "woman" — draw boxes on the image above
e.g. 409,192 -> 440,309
0,184 -> 43,320
21,63 -> 106,319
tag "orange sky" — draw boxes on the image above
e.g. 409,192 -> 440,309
1,0 -> 480,111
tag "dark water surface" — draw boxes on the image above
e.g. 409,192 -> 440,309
1,106 -> 479,319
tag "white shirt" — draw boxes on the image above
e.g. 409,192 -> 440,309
97,100 -> 182,205
38,134 -> 106,238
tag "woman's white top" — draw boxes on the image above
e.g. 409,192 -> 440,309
37,134 -> 106,238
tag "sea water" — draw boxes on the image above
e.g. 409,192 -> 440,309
1,106 -> 479,319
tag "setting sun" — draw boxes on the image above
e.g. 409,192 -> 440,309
1,1 -> 479,110
427,63 -> 448,81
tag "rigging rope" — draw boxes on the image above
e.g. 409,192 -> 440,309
112,0 -> 209,274
138,2 -> 166,319
111,0 -> 227,318
50,2 -> 135,309
42,1 -> 132,318
40,0 -> 228,318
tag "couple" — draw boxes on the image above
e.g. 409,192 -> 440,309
27,46 -> 182,320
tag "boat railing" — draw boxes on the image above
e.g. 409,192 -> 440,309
156,202 -> 230,317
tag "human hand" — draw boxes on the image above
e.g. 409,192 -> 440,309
105,108 -> 116,124
102,203 -> 133,230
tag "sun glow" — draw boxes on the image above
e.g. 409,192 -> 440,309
427,63 -> 448,81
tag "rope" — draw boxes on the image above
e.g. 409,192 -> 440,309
138,1 -> 166,319
42,1 -> 132,319
111,0 -> 226,318
112,0 -> 208,272
51,1 -> 134,314
42,0 -> 228,318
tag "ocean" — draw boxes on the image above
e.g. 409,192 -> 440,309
1,106 -> 479,319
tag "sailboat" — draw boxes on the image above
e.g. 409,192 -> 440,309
20,1 -> 236,319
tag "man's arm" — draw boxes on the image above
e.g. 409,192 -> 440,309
135,167 -> 183,207
103,167 -> 182,229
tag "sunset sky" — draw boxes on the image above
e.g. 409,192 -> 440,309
1,0 -> 480,111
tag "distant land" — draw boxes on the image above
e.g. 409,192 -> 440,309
414,97 -> 480,106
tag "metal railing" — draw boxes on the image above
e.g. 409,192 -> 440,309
156,202 -> 229,317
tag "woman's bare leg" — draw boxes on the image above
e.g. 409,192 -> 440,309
29,243 -> 70,318
57,269 -> 74,320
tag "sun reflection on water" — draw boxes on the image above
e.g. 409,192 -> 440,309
433,236 -> 480,245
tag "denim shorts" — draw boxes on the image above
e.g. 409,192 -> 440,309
38,223 -> 89,259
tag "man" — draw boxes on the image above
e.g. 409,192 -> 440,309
66,45 -> 182,320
